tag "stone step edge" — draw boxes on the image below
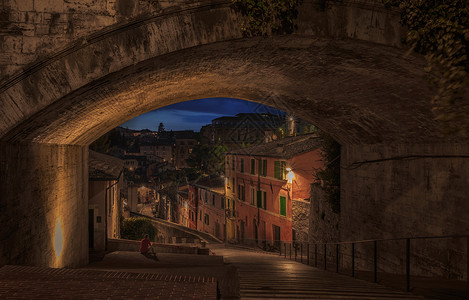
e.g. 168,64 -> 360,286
0,265 -> 216,283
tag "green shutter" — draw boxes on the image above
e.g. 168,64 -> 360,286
274,161 -> 280,179
257,191 -> 262,208
258,159 -> 262,175
251,159 -> 255,174
232,200 -> 236,217
263,191 -> 267,209
280,196 -> 286,216
263,160 -> 267,176
241,158 -> 244,173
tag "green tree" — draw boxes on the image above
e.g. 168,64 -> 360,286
186,144 -> 227,175
158,122 -> 165,134
383,0 -> 469,135
120,217 -> 156,241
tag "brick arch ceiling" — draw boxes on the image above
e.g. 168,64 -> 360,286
0,3 -> 452,145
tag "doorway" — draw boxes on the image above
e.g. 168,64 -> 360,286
88,209 -> 94,249
273,225 -> 280,250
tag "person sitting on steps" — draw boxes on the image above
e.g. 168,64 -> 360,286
140,234 -> 158,260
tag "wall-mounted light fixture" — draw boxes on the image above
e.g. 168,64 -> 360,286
286,167 -> 294,184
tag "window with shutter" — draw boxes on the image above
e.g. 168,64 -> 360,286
280,196 -> 286,216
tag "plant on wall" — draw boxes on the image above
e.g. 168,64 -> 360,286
384,0 -> 469,135
313,129 -> 341,213
231,0 -> 300,36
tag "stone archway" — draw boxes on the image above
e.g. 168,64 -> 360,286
0,0 -> 467,268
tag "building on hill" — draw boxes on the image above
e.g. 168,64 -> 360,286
173,130 -> 198,169
183,176 -> 226,240
123,154 -> 147,171
88,150 -> 124,252
201,113 -> 284,150
140,138 -> 174,163
224,134 -> 323,248
177,186 -> 190,227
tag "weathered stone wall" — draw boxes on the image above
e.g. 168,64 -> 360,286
0,0 -> 206,79
0,142 -> 88,268
340,143 -> 469,279
297,0 -> 404,47
309,184 -> 340,244
0,0 -> 405,81
292,199 -> 311,244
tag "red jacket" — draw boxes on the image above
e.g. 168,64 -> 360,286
140,238 -> 151,253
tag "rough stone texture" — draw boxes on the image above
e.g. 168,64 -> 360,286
0,0 -> 209,79
0,142 -> 88,268
341,143 -> 469,279
297,0 -> 404,47
0,0 -> 467,271
309,184 -> 340,244
292,199 -> 310,244
0,35 -> 441,146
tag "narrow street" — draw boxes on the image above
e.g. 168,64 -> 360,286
210,245 -> 422,299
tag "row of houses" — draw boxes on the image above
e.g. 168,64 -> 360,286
176,134 -> 324,248
131,130 -> 198,169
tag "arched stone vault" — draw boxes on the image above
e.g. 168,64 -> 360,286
0,35 -> 444,145
0,0 -> 468,269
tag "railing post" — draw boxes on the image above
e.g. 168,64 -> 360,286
467,236 -> 469,293
300,243 -> 303,263
289,243 -> 292,260
315,244 -> 318,267
374,240 -> 377,283
307,244 -> 310,265
295,244 -> 297,261
324,243 -> 327,270
284,243 -> 287,258
336,244 -> 339,273
406,238 -> 410,292
352,243 -> 355,277
279,241 -> 282,256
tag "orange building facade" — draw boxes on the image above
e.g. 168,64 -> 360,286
225,134 -> 323,248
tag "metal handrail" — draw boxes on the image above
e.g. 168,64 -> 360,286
227,234 -> 469,294
312,234 -> 469,245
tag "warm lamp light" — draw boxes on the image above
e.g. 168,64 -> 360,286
54,217 -> 64,261
286,168 -> 294,184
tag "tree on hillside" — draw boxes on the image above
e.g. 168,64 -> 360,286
158,122 -> 165,134
186,144 -> 227,175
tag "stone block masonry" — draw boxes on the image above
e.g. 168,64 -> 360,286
308,184 -> 339,244
0,142 -> 89,268
340,143 -> 469,279
292,199 -> 311,244
0,0 -> 217,80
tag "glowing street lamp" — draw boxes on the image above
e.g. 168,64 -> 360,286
286,167 -> 294,184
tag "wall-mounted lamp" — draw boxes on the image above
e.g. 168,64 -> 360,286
286,168 -> 294,184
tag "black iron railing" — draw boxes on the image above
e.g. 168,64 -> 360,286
229,235 -> 469,295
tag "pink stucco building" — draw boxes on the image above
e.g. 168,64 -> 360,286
225,134 -> 323,248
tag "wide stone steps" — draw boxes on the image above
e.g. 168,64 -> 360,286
214,246 -> 423,299
0,265 -> 217,299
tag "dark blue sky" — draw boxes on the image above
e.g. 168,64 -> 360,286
121,98 -> 285,132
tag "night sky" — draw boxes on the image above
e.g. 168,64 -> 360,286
121,98 -> 285,132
